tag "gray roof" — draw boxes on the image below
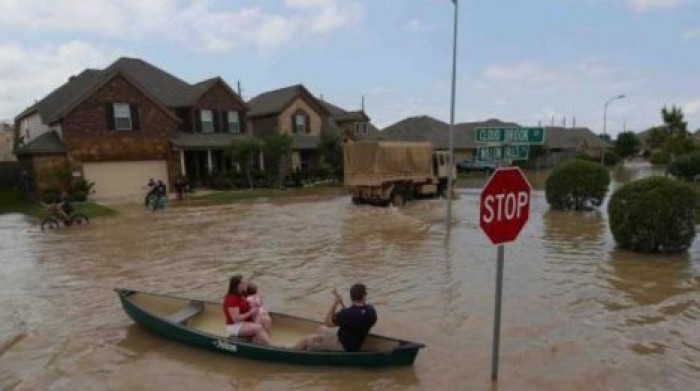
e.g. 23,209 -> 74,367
16,131 -> 64,154
381,115 -> 484,149
170,132 -> 249,149
320,100 -> 368,122
247,84 -> 329,118
545,127 -> 610,149
17,57 -> 243,124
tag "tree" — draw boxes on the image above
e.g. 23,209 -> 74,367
598,133 -> 612,143
644,126 -> 668,149
545,159 -> 610,211
608,176 -> 697,253
262,133 -> 293,189
615,131 -> 640,159
228,136 -> 263,189
661,105 -> 693,161
319,131 -> 344,179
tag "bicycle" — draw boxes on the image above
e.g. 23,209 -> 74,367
41,212 -> 90,232
147,194 -> 168,211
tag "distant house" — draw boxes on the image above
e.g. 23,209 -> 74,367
0,122 -> 15,162
14,57 -> 247,200
246,84 -> 373,174
381,116 -> 608,167
381,116 -> 518,161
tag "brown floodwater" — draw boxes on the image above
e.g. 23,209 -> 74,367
1,162 -> 699,390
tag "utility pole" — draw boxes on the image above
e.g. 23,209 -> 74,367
446,0 -> 459,234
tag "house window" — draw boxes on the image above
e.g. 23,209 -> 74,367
201,110 -> 214,133
228,111 -> 240,133
113,103 -> 132,130
294,113 -> 306,133
354,123 -> 368,135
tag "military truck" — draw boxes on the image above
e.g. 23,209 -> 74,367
343,141 -> 454,206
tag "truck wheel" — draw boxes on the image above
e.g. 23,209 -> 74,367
391,192 -> 405,207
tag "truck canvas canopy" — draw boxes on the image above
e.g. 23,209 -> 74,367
344,141 -> 434,186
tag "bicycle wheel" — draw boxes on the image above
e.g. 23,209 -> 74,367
41,217 -> 60,232
71,214 -> 90,227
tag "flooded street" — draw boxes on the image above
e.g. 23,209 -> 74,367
1,162 -> 699,390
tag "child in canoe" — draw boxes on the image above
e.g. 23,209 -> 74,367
247,281 -> 272,333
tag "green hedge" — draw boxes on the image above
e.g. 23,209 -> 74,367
650,150 -> 670,165
668,151 -> 700,181
608,176 -> 697,253
546,159 -> 610,210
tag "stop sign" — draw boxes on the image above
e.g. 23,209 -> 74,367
480,167 -> 532,245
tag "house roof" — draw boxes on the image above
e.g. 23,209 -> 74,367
16,131 -> 65,154
292,134 -> 321,150
170,132 -> 249,149
320,100 -> 369,122
545,127 -> 611,149
247,84 -> 329,118
16,57 -> 244,124
381,115 -> 471,149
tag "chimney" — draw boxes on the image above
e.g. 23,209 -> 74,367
361,95 -> 365,112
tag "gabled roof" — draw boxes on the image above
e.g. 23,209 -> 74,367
247,84 -> 330,118
171,132 -> 249,149
545,127 -> 610,149
382,115 -> 460,149
16,131 -> 64,154
16,57 -> 244,124
320,100 -> 369,122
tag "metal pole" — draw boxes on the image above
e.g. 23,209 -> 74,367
491,244 -> 505,382
446,0 -> 458,233
601,101 -> 608,165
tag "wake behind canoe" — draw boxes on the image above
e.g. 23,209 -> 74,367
115,288 -> 424,367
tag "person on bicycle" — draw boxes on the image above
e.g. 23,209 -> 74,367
144,178 -> 157,206
47,191 -> 73,222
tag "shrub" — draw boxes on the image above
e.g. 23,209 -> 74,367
608,176 -> 697,253
72,178 -> 95,194
668,151 -> 700,181
209,176 -> 234,190
650,150 -> 670,165
71,191 -> 88,202
545,159 -> 610,211
603,150 -> 621,166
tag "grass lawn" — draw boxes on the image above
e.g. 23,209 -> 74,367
0,189 -> 117,218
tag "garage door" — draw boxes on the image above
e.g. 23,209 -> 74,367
83,160 -> 169,202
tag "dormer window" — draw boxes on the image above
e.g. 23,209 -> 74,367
354,123 -> 368,135
113,103 -> 132,130
201,110 -> 214,133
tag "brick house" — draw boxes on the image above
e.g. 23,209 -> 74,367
246,84 -> 372,175
14,57 -> 247,200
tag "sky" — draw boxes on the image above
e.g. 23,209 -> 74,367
0,0 -> 698,136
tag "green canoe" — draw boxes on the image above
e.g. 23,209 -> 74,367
115,289 -> 425,367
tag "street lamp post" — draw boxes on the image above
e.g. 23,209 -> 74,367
600,94 -> 625,165
446,0 -> 459,233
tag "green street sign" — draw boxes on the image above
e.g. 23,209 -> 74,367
477,145 -> 530,161
475,127 -> 546,145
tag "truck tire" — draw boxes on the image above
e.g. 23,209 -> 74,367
390,191 -> 406,207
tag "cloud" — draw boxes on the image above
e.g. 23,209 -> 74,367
483,62 -> 555,83
683,28 -> 700,41
0,0 -> 364,54
0,41 -> 111,120
403,19 -> 433,32
625,0 -> 686,11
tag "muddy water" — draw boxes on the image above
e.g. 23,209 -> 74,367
1,162 -> 699,390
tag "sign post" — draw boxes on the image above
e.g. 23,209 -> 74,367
479,167 -> 532,382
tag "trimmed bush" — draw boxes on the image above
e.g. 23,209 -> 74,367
71,191 -> 88,202
608,176 -> 697,253
603,150 -> 621,166
546,159 -> 610,210
668,151 -> 700,181
650,150 -> 670,165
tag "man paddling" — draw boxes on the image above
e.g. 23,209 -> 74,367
293,283 -> 377,352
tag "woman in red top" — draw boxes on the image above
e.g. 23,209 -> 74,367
223,275 -> 272,346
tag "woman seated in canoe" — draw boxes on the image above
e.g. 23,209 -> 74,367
223,275 -> 272,345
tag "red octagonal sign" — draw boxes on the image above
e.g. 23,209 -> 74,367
480,167 -> 532,245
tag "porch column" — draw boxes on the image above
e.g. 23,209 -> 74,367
259,149 -> 265,171
179,150 -> 186,176
207,149 -> 213,174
